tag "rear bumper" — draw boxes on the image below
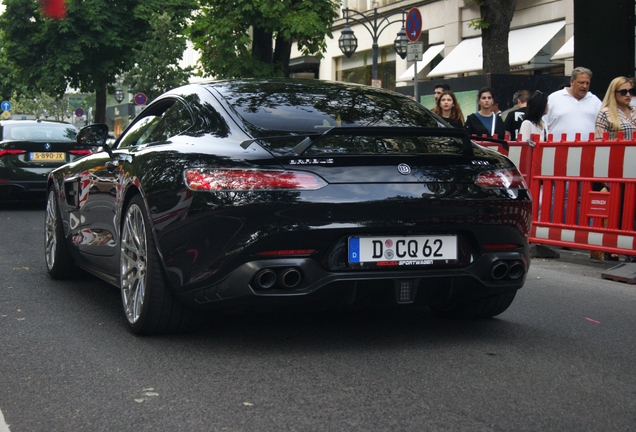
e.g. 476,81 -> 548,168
0,179 -> 47,195
175,248 -> 529,309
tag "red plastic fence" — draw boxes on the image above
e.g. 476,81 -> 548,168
487,131 -> 636,255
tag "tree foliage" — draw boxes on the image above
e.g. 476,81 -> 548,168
0,0 -> 195,123
124,12 -> 195,101
189,0 -> 339,79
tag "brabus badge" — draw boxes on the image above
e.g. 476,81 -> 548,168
397,163 -> 411,175
44,143 -> 52,151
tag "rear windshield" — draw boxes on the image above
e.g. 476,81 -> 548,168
2,123 -> 77,141
214,80 -> 465,156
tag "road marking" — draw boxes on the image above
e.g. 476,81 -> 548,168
0,407 -> 10,432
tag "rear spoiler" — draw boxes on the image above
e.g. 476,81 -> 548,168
240,127 -> 510,157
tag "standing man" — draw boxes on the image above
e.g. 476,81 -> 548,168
544,67 -> 602,141
504,89 -> 530,140
434,83 -> 451,103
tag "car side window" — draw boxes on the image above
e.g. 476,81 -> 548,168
117,99 -> 192,148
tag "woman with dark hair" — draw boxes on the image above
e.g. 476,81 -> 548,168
464,87 -> 506,138
433,90 -> 465,128
519,90 -> 549,141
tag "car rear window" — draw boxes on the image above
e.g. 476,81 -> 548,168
2,123 -> 77,141
214,80 -> 465,156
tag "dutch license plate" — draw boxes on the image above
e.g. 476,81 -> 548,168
31,152 -> 65,162
349,235 -> 457,266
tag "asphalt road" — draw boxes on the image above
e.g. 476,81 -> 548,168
1,200 -> 635,431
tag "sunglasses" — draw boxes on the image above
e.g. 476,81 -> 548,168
615,88 -> 636,96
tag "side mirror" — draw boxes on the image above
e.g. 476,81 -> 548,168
77,124 -> 109,147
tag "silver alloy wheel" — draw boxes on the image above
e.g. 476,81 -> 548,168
44,190 -> 58,271
120,203 -> 148,324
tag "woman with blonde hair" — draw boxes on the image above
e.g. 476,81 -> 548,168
433,90 -> 465,128
595,76 -> 636,140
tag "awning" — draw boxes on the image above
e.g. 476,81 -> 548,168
396,44 -> 444,82
428,21 -> 565,78
551,36 -> 573,60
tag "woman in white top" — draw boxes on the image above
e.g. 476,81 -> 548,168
519,90 -> 548,142
595,76 -> 636,140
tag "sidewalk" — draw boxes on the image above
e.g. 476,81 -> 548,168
531,245 -> 636,283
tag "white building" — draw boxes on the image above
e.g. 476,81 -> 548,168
289,0 -> 573,91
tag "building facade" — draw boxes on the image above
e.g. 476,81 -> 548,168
289,0 -> 574,98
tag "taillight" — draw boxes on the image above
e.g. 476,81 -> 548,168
0,149 -> 26,157
69,149 -> 93,155
475,168 -> 527,189
184,168 -> 327,191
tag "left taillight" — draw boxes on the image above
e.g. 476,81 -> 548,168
184,168 -> 328,191
0,149 -> 26,157
475,168 -> 527,189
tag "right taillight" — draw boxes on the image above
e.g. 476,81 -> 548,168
475,168 -> 527,189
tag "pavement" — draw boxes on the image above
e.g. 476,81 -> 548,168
530,244 -> 636,284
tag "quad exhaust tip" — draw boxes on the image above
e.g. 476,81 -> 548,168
490,260 -> 525,281
254,267 -> 302,290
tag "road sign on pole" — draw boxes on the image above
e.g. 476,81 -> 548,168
1,101 -> 11,112
407,42 -> 424,62
406,8 -> 422,42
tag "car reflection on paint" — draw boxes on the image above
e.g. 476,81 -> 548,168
44,79 -> 532,335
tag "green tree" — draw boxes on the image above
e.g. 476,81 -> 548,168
0,0 -> 196,124
124,12 -> 195,101
469,0 -> 520,74
189,0 -> 339,79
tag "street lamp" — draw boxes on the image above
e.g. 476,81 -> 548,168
114,75 -> 125,104
338,5 -> 409,82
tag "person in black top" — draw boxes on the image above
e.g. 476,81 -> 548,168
465,87 -> 506,138
503,89 -> 530,140
433,83 -> 451,103
433,90 -> 465,128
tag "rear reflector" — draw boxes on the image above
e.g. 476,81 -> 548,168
69,149 -> 93,155
483,244 -> 520,250
185,168 -> 327,191
475,168 -> 527,189
0,149 -> 26,157
255,249 -> 315,256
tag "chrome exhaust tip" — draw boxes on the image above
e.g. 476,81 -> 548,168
490,261 -> 509,280
280,268 -> 302,288
507,261 -> 525,280
254,269 -> 277,289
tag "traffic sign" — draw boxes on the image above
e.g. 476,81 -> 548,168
2,111 -> 10,119
1,100 -> 11,111
75,108 -> 84,117
406,8 -> 422,42
134,93 -> 147,106
407,42 -> 424,62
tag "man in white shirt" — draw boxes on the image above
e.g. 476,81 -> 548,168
544,67 -> 602,141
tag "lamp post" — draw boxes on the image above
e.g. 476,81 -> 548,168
114,75 -> 125,104
338,4 -> 409,85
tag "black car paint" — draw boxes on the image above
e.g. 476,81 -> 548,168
48,79 -> 531,312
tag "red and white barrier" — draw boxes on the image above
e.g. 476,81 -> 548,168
487,132 -> 636,255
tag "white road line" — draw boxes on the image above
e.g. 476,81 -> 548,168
0,408 -> 10,432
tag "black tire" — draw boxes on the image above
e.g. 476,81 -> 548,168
428,290 -> 517,319
44,188 -> 75,279
120,194 -> 200,335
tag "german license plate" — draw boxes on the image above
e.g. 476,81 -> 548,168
31,152 -> 65,162
348,235 -> 457,266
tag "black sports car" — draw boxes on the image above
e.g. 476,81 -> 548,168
0,119 -> 90,198
45,79 -> 532,335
